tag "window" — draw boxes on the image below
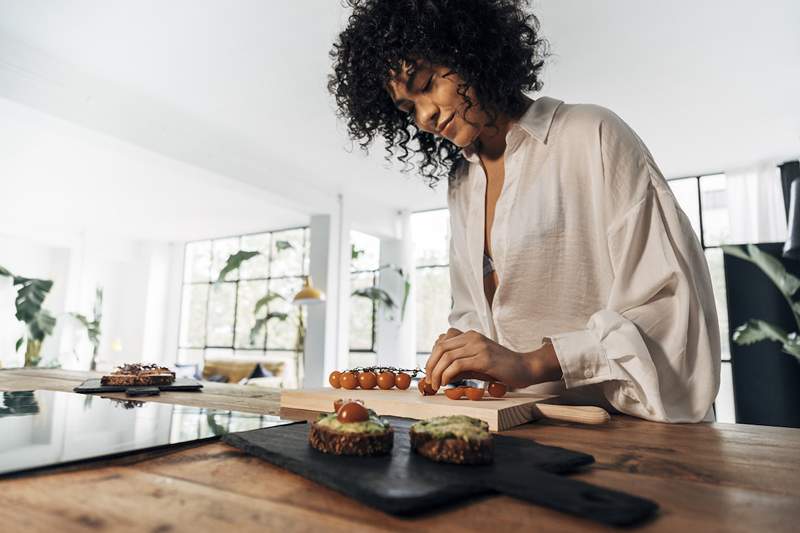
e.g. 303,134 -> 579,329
177,227 -> 310,388
349,231 -> 380,368
411,209 -> 452,368
668,169 -> 787,423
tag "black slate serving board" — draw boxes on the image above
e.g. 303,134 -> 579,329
73,378 -> 203,394
223,417 -> 658,526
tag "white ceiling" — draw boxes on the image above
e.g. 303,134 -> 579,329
0,0 -> 798,242
536,0 -> 800,177
0,96 -> 307,244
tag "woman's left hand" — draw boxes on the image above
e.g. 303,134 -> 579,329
424,328 -> 562,390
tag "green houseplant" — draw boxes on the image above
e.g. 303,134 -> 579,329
68,288 -> 104,370
1,265 -> 104,368
215,251 -> 290,345
0,265 -> 57,367
722,244 -> 800,362
350,245 -> 411,320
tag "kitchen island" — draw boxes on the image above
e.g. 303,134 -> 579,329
1,368 -> 798,532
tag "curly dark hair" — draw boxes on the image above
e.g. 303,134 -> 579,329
328,0 -> 548,187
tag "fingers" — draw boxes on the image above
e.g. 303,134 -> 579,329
440,357 -> 479,388
438,329 -> 482,354
425,328 -> 465,378
429,346 -> 471,390
430,331 -> 493,389
424,334 -> 445,376
445,327 -> 462,338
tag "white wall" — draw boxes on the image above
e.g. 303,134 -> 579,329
61,236 -> 186,370
0,231 -> 184,370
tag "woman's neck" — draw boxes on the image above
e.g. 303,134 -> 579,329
475,96 -> 534,161
476,116 -> 512,161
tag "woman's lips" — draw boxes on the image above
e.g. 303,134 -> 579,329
438,114 -> 455,137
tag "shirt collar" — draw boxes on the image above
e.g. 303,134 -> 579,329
460,96 -> 563,164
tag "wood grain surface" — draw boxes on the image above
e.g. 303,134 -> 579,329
2,368 -> 799,532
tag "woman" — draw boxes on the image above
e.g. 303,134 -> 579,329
329,0 -> 720,422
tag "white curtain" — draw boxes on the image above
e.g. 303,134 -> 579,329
726,163 -> 788,244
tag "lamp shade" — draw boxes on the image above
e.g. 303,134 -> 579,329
292,276 -> 325,305
783,178 -> 800,260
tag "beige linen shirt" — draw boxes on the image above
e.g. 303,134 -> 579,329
447,97 -> 721,423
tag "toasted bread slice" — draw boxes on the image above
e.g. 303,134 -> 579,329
309,423 -> 394,456
100,364 -> 175,387
410,415 -> 493,465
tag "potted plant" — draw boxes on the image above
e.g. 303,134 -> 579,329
68,288 -> 104,370
0,265 -> 57,367
722,243 -> 800,427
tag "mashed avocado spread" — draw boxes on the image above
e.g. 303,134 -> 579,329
411,415 -> 490,441
315,411 -> 389,434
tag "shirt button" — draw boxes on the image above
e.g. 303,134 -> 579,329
584,368 -> 594,379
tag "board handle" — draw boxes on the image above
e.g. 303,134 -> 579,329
533,404 -> 610,425
490,470 -> 658,527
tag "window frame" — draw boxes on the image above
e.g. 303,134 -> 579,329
177,225 -> 310,358
348,267 -> 379,354
666,172 -> 734,361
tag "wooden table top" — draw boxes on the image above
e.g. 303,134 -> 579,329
1,368 -> 798,532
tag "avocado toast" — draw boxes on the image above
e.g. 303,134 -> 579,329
309,401 -> 394,456
410,415 -> 493,465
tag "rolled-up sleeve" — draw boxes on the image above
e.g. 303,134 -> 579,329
547,113 -> 721,422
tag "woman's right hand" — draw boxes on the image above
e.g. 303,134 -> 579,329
425,327 -> 496,387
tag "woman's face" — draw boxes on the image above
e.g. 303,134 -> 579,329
386,61 -> 489,148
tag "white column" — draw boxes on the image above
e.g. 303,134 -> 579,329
375,210 -> 416,369
334,196 -> 352,374
305,195 -> 351,387
158,242 -> 186,366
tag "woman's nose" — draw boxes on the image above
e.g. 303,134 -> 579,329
415,101 -> 439,133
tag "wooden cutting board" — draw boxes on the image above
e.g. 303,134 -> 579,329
281,388 -> 609,431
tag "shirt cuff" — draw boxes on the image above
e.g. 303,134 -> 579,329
544,329 -> 613,389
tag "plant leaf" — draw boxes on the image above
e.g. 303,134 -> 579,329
746,244 -> 800,297
275,240 -> 293,252
400,278 -> 411,321
720,245 -> 750,261
781,333 -> 800,361
732,319 -> 789,346
249,318 -> 268,345
15,337 -> 23,352
0,264 -> 11,277
254,292 -> 284,316
68,312 -> 101,346
69,312 -> 90,328
248,311 -> 289,345
217,250 -> 260,282
206,413 -> 227,436
93,288 -> 104,322
352,286 -> 396,309
27,309 -> 57,342
12,276 -> 54,324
